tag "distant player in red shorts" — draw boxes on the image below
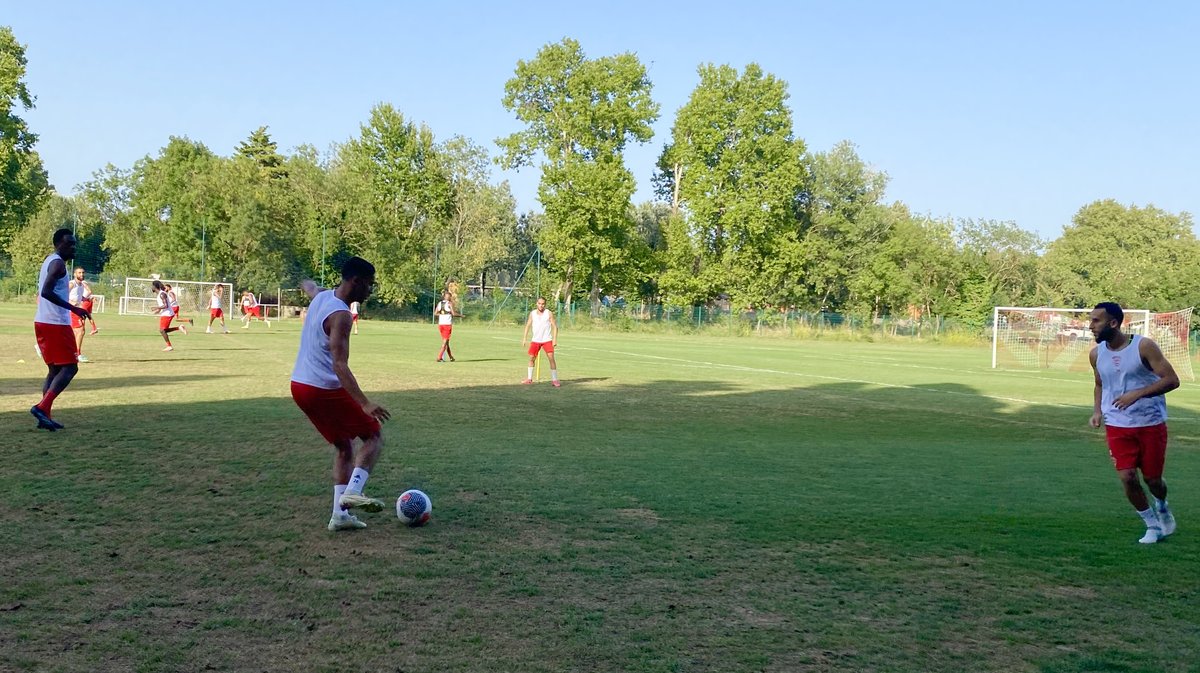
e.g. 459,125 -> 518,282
152,280 -> 188,351
521,297 -> 560,387
350,301 -> 361,335
68,267 -> 92,363
291,257 -> 391,532
164,284 -> 194,328
206,285 -> 229,333
433,291 -> 461,362
240,290 -> 270,328
1088,301 -> 1180,544
31,229 -> 91,431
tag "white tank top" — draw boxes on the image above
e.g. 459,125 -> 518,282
530,309 -> 552,343
210,291 -> 222,309
156,290 -> 175,317
437,300 -> 452,325
167,291 -> 179,309
34,253 -> 71,325
291,290 -> 349,389
1095,335 -> 1167,428
69,281 -> 84,304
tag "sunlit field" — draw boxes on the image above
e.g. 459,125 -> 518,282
2,303 -> 1198,673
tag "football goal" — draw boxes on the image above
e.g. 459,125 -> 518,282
119,278 -> 234,318
992,306 -> 1194,381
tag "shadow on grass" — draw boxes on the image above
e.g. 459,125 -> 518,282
0,373 -> 242,397
2,376 -> 1185,673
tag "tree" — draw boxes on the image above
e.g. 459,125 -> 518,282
0,26 -> 50,252
499,38 -> 659,315
338,104 -> 453,304
437,136 -> 517,293
1040,200 -> 1200,310
236,126 -> 288,181
797,141 -> 889,312
658,63 -> 806,309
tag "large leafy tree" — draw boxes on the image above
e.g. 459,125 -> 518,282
1040,200 -> 1200,310
796,141 -> 889,312
499,38 -> 658,314
338,104 -> 453,303
437,136 -> 517,291
657,63 -> 805,308
0,26 -> 50,253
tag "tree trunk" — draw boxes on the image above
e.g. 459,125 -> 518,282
589,264 -> 602,317
671,162 -> 682,215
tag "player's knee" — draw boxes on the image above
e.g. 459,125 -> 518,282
1118,470 -> 1140,487
1144,476 -> 1166,490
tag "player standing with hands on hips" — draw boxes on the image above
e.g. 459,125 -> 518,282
521,296 -> 560,387
1088,302 -> 1180,544
291,257 -> 391,531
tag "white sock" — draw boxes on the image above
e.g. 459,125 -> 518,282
333,484 -> 347,516
346,467 -> 369,495
1154,497 -> 1169,513
528,366 -> 534,379
1137,507 -> 1160,528
550,369 -> 558,381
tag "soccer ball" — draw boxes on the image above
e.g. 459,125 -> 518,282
396,489 -> 432,527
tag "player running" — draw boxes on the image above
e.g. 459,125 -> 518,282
290,257 -> 391,532
164,284 -> 194,328
1088,302 -> 1180,544
153,280 -> 187,351
350,301 -> 360,335
521,297 -> 560,387
207,285 -> 230,333
241,290 -> 270,328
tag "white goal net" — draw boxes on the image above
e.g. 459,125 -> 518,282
119,278 -> 234,318
992,306 -> 1194,381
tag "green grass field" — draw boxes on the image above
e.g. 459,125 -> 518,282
2,303 -> 1198,673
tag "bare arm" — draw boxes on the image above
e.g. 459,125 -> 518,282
1112,338 -> 1180,409
550,311 -> 558,345
521,313 -> 531,346
43,260 -> 87,318
1089,347 -> 1103,427
326,311 -> 389,421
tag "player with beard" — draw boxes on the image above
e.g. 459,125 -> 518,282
1088,302 -> 1180,544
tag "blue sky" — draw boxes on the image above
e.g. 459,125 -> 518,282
6,1 -> 1198,238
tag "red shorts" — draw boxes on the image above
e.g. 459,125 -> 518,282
291,381 -> 382,444
1106,423 -> 1168,477
528,341 -> 554,356
158,315 -> 174,331
71,311 -> 84,329
173,306 -> 180,315
210,308 -> 223,319
245,306 -> 261,318
34,322 -> 78,365
439,324 -> 452,339
81,299 -> 94,313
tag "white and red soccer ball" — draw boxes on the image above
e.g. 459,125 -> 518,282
396,489 -> 432,527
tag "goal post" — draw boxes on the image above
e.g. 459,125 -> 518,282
120,278 -> 234,319
992,306 -> 1194,380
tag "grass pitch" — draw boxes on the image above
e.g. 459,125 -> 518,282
1,304 -> 1198,672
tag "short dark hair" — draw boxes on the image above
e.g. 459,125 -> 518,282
53,228 -> 73,245
1094,302 -> 1124,326
342,256 -> 375,280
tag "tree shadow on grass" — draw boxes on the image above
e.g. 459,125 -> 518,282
1,377 -> 1185,673
0,373 -> 242,397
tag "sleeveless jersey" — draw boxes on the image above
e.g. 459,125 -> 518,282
437,300 -> 453,325
34,253 -> 71,325
291,290 -> 350,389
1096,334 -> 1167,428
69,281 -> 85,304
156,290 -> 175,317
529,309 -> 553,343
210,291 -> 222,309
